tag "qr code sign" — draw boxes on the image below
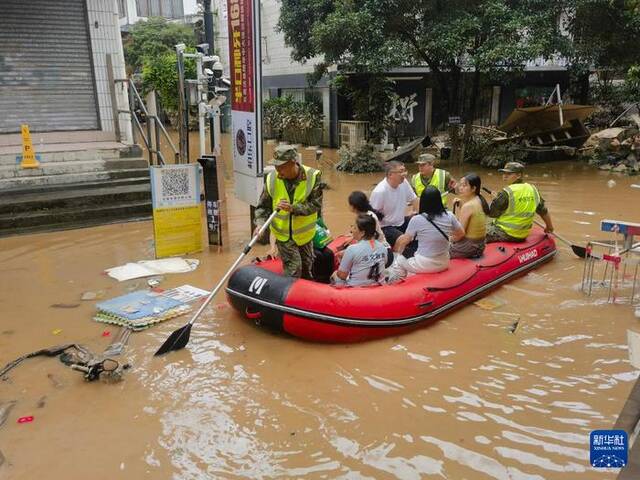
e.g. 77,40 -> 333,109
151,164 -> 198,208
161,168 -> 189,197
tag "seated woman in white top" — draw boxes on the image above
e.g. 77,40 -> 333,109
388,186 -> 464,280
332,214 -> 388,287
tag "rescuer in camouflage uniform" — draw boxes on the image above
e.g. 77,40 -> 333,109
254,145 -> 323,279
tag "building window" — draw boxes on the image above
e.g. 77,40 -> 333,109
137,0 -> 184,19
137,0 -> 149,17
117,0 -> 127,18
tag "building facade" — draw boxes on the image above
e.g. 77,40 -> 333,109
0,0 -> 132,144
212,0 -> 572,148
117,0 -> 199,29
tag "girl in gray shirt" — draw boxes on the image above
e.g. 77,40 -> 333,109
333,214 -> 388,287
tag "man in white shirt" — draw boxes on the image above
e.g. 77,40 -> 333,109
370,161 -> 418,255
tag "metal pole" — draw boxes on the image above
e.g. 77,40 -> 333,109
204,0 -> 216,153
176,44 -> 189,163
196,54 -> 206,158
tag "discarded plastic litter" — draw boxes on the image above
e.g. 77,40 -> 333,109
17,416 -> 34,424
50,303 -> 80,309
473,297 -> 506,311
52,329 -> 63,335
102,330 -> 111,337
607,179 -> 617,188
632,184 -> 640,189
105,258 -> 200,282
81,290 -> 105,301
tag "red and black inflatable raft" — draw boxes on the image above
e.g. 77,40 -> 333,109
225,226 -> 556,342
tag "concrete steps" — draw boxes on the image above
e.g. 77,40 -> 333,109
0,180 -> 152,237
0,142 -> 154,236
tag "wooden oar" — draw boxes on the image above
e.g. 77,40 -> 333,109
154,210 -> 279,356
481,187 -> 587,258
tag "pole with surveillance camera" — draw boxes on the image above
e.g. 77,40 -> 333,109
175,43 -> 189,163
203,0 -> 216,154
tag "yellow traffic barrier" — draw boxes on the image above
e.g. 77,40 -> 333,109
20,124 -> 40,169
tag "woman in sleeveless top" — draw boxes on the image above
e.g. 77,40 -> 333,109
450,173 -> 489,258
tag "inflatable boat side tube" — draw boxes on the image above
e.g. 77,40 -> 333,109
226,249 -> 556,328
226,265 -> 295,332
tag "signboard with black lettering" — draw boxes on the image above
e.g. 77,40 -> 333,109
227,0 -> 263,205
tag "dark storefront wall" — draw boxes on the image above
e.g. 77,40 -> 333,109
337,76 -> 430,142
498,71 -> 570,124
0,0 -> 99,133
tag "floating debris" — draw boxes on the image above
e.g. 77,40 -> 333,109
17,416 -> 34,424
36,396 -> 46,409
473,297 -> 505,311
47,373 -> 64,389
50,303 -> 80,309
607,179 -> 617,188
0,401 -> 17,428
51,329 -> 63,335
508,319 -> 521,334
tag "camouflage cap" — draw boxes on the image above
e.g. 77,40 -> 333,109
498,161 -> 525,173
416,153 -> 437,164
270,144 -> 298,166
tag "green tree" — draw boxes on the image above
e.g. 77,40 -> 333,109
278,0 -> 566,161
141,51 -> 196,113
564,0 -> 640,104
124,17 -> 197,73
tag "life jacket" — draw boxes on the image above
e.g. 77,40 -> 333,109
494,183 -> 540,239
412,168 -> 448,201
266,165 -> 319,246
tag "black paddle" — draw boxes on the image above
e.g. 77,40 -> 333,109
481,186 -> 587,258
154,210 -> 279,356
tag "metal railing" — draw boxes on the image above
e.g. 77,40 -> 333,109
113,78 -> 180,166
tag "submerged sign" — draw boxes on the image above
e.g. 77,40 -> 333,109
150,165 -> 203,258
227,0 -> 263,206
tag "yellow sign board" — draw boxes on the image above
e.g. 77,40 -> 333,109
153,205 -> 203,258
150,164 -> 203,259
20,124 -> 40,169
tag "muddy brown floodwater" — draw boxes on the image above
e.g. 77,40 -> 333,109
1,135 -> 639,479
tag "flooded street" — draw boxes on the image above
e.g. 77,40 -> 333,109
1,137 -> 639,479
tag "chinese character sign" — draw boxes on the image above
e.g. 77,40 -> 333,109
227,0 -> 254,112
227,0 -> 263,205
590,429 -> 627,468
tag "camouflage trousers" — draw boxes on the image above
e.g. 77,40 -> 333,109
276,239 -> 315,279
485,222 -> 527,244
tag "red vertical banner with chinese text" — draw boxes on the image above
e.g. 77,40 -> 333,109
227,0 -> 263,205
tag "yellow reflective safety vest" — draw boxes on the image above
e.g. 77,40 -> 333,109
494,183 -> 540,239
411,168 -> 448,201
266,165 -> 319,246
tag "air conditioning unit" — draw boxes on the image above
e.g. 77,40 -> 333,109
339,121 -> 369,149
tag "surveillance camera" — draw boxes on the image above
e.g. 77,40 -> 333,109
204,68 -> 214,77
196,43 -> 210,54
212,60 -> 224,79
220,77 -> 231,87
